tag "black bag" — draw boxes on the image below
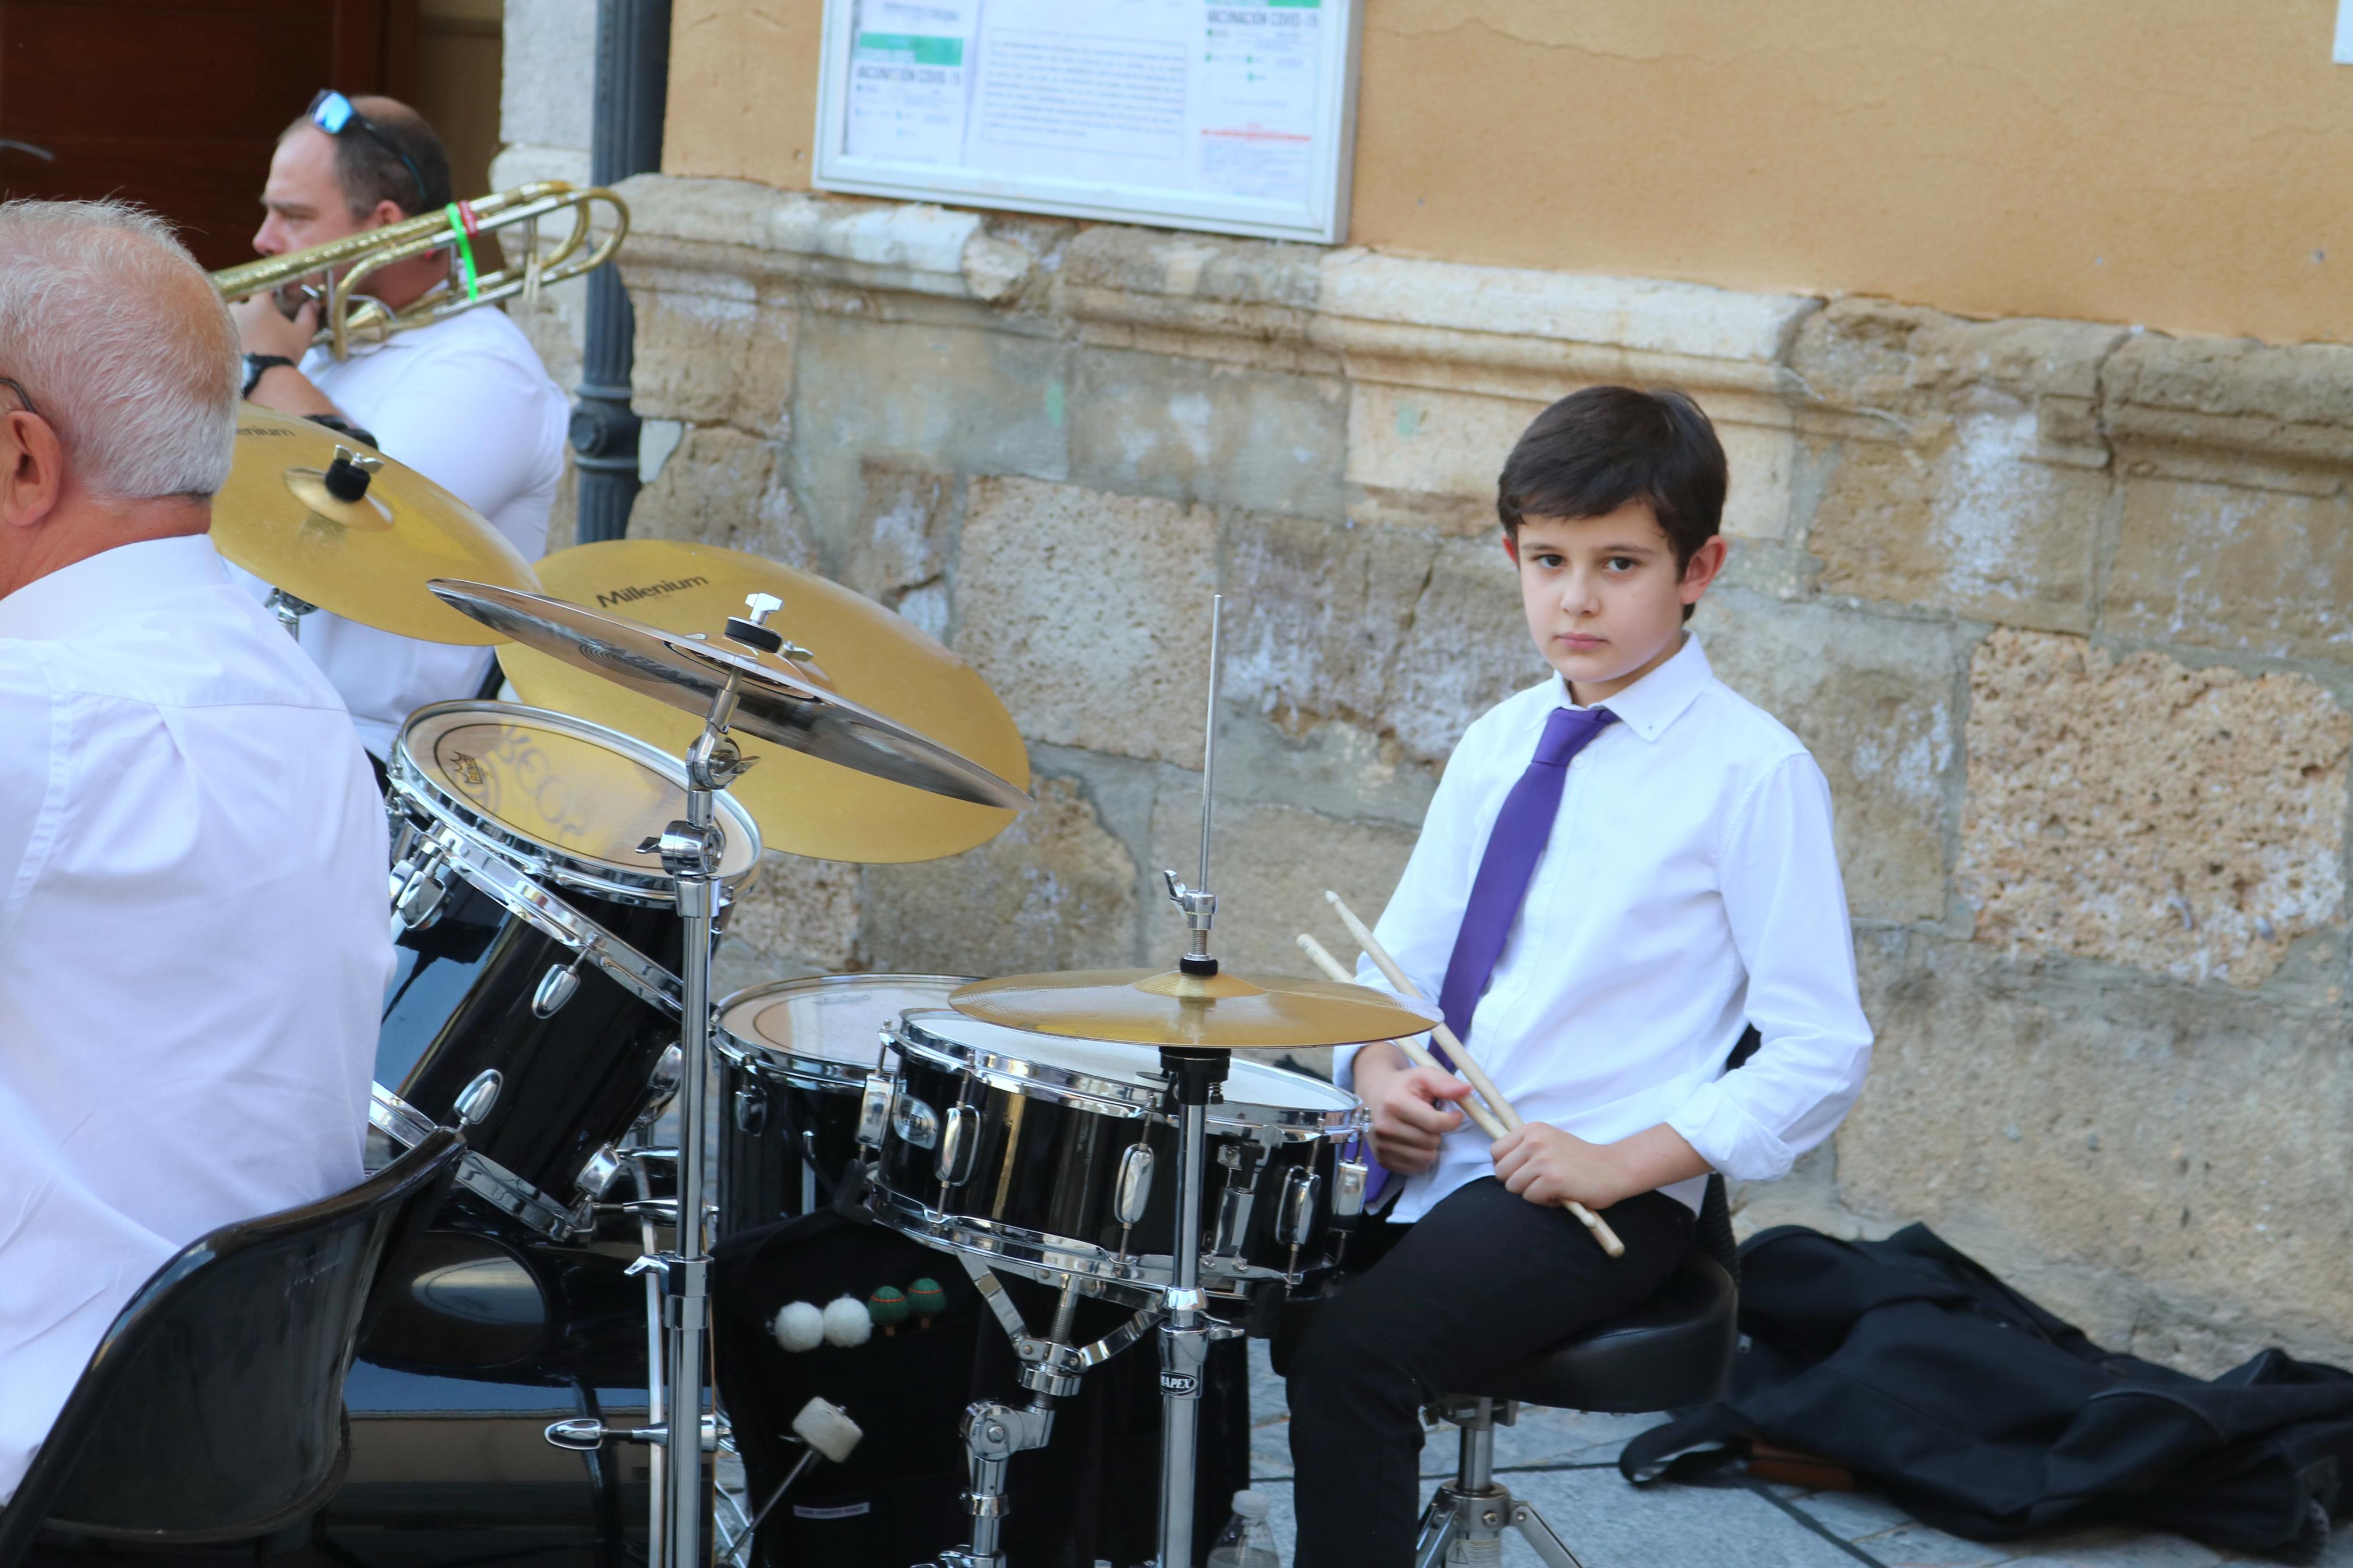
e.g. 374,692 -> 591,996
712,1207 -> 1251,1568
1621,1224 -> 2353,1559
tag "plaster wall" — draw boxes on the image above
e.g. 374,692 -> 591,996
660,0 -> 2353,345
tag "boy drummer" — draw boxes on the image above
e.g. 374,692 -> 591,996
1284,386 -> 1874,1563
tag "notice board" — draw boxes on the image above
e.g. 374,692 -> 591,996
814,0 -> 1361,244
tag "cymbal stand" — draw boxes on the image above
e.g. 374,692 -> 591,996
263,586 -> 317,641
1153,593 -> 1229,1568
930,1266 -> 1161,1568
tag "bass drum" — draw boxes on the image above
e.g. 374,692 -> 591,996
379,701 -> 762,1238
715,974 -> 973,1237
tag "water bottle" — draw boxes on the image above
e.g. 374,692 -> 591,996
1205,1488 -> 1282,1568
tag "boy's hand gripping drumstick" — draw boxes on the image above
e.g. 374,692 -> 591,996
1297,934 -> 1509,1140
1320,893 -> 1626,1259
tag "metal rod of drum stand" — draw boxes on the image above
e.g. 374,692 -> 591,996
656,690 -> 742,1568
1156,593 -> 1227,1568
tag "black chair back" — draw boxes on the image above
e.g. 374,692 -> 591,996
0,1128 -> 463,1562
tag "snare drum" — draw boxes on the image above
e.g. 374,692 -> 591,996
714,973 -> 973,1235
378,701 -> 762,1238
867,1011 -> 1365,1311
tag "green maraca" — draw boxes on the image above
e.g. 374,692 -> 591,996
868,1285 -> 910,1336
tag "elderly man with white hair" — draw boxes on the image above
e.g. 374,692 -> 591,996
0,200 -> 390,1501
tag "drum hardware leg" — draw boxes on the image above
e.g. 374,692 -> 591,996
800,1127 -> 820,1215
637,663 -> 760,1568
1144,594 -> 1238,1568
626,1155 -> 669,1568
1154,1047 -> 1229,1568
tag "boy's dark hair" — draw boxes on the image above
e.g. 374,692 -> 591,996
281,97 -> 453,221
1496,385 -> 1729,575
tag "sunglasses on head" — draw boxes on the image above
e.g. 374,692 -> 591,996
307,90 -> 430,212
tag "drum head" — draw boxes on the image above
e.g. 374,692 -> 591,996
719,974 -> 973,1087
395,702 -> 761,899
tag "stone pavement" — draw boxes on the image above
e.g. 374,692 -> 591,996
1243,1343 -> 2345,1568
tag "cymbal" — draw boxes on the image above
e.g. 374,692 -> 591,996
950,968 -> 1440,1050
500,540 -> 1028,863
429,578 -> 1032,814
212,404 -> 538,645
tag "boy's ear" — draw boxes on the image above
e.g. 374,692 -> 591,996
1500,530 -> 1519,566
1679,536 -> 1729,606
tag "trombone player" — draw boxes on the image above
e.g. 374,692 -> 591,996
231,91 -> 569,766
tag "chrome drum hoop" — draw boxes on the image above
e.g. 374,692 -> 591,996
892,1009 -> 1369,1142
396,820 -> 684,1015
369,1084 -> 587,1241
718,975 -> 976,1094
866,1185 -> 1296,1310
389,700 -> 763,908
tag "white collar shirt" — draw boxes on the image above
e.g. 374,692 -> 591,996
230,304 -> 571,759
1340,632 -> 1874,1221
0,535 -> 392,1499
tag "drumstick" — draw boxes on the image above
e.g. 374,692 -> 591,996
1322,893 -> 1626,1260
1297,934 -> 1508,1140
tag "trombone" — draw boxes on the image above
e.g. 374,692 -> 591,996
211,180 -> 629,362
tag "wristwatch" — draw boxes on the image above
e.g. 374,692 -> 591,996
241,354 -> 296,399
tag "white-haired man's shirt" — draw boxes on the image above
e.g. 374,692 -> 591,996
233,303 -> 569,759
0,534 -> 391,1501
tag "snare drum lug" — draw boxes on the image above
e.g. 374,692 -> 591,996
1113,1142 -> 1156,1227
393,866 -> 448,930
531,958 -> 583,1018
638,1043 -> 686,1126
733,1085 -> 768,1135
577,1142 -> 627,1199
937,1103 -> 979,1187
1333,1158 -> 1368,1219
452,1069 -> 503,1128
855,1070 -> 894,1149
1277,1167 -> 1321,1249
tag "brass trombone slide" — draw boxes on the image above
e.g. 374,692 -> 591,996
211,180 -> 629,361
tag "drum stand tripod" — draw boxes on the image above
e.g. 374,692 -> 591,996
545,602 -> 778,1568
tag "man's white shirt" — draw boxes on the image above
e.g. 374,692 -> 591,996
1340,632 -> 1875,1221
0,535 -> 392,1499
233,303 -> 570,758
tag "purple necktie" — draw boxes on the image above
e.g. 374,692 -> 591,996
1359,705 -> 1614,1210
1436,705 -> 1618,1051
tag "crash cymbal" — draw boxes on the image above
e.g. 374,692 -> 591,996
429,578 -> 1032,814
949,969 -> 1439,1050
212,404 -> 538,645
499,540 -> 1028,863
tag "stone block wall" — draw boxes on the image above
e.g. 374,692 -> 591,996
588,172 -> 2353,1375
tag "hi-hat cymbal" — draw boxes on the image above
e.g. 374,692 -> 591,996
501,540 -> 1028,863
212,404 -> 538,645
950,969 -> 1439,1050
429,578 -> 1032,813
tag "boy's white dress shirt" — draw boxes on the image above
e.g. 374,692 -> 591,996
0,535 -> 392,1499
231,303 -> 570,759
1340,632 -> 1873,1221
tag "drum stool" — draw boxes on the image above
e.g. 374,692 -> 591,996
1413,1178 -> 1742,1568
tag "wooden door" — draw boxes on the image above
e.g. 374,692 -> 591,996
0,0 -> 418,269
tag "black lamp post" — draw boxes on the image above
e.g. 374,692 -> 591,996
572,0 -> 670,543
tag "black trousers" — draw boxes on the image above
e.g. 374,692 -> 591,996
1285,1178 -> 1697,1566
